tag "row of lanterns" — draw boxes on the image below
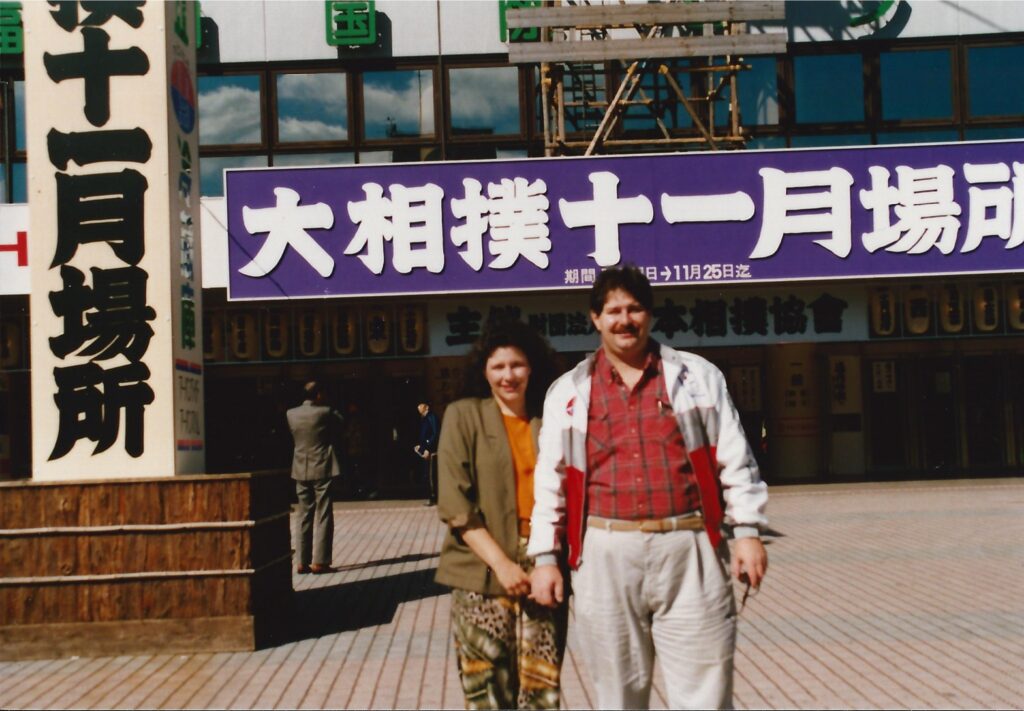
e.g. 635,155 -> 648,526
4,284 -> 1021,369
203,305 -> 427,362
869,283 -> 1024,337
0,306 -> 429,368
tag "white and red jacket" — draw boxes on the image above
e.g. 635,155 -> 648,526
527,343 -> 768,570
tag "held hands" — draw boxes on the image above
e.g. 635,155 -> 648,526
495,559 -> 531,597
529,564 -> 564,608
459,526 -> 530,597
731,537 -> 768,590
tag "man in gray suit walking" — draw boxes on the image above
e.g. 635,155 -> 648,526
287,381 -> 345,574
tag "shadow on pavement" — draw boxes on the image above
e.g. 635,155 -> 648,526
332,552 -> 439,573
292,567 -> 447,641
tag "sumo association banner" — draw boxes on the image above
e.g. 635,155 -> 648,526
224,140 -> 1024,299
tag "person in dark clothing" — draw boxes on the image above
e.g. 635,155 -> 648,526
414,401 -> 440,505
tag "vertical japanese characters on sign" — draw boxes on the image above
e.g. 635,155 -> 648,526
41,1 -> 155,460
26,1 -> 206,478
169,0 -> 205,461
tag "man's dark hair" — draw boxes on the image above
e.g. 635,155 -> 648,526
589,265 -> 654,314
462,318 -> 561,419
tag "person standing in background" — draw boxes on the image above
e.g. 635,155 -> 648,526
414,401 -> 440,505
287,381 -> 344,574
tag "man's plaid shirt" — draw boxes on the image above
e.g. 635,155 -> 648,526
585,346 -> 701,520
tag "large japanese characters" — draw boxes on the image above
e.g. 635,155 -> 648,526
225,144 -> 1024,301
25,1 -> 204,479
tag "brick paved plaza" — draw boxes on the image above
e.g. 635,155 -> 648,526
1,478 -> 1021,709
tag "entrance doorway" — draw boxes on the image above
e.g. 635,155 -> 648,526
339,372 -> 427,499
866,359 -> 908,471
914,358 -> 960,475
962,355 -> 1006,472
204,362 -> 429,499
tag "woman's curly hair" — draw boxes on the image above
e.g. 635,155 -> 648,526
461,318 -> 561,419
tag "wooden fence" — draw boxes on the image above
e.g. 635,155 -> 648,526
0,471 -> 292,660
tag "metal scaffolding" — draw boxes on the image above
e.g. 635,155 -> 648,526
506,1 -> 786,156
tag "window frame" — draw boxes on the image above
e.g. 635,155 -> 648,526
963,39 -> 1024,124
270,68 -> 354,150
875,43 -> 958,129
357,63 -> 441,146
196,68 -> 269,153
443,60 -> 528,143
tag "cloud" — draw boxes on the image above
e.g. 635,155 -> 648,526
449,68 -> 520,132
278,117 -> 348,142
362,72 -> 435,138
276,73 -> 348,112
199,85 -> 262,145
200,156 -> 266,198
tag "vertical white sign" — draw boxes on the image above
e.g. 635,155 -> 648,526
25,1 -> 205,479
165,1 -> 206,473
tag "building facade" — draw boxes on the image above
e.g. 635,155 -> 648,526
2,1 -> 1023,492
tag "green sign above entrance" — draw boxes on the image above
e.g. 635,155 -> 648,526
325,0 -> 376,47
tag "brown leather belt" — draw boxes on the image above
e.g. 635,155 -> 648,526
587,514 -> 703,533
518,519 -> 532,537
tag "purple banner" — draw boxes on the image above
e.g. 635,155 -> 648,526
225,140 -> 1024,300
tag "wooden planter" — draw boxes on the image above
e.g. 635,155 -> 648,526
0,471 -> 293,660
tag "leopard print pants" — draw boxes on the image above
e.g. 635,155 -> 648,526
451,540 -> 568,709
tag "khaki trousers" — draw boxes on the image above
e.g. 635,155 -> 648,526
571,526 -> 736,710
294,477 -> 333,566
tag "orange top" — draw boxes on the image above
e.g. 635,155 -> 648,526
501,414 -> 536,536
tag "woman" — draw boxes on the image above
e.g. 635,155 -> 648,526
435,319 -> 567,710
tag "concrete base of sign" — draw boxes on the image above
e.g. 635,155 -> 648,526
0,471 -> 293,661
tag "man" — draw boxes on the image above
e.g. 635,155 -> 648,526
287,381 -> 345,574
528,266 -> 768,709
413,401 -> 440,505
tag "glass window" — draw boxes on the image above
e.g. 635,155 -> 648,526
198,74 -> 262,145
700,58 -> 737,129
449,67 -> 521,136
790,133 -> 870,148
880,49 -> 952,121
966,126 -> 1024,141
362,70 -> 435,140
446,145 -> 501,161
274,152 -> 354,167
622,69 -> 691,133
358,150 -> 393,164
968,44 -> 1024,117
200,155 -> 267,197
11,162 -> 26,203
14,80 -> 25,151
563,64 -> 611,132
358,148 -> 441,164
276,72 -> 348,143
745,135 -> 786,150
794,54 -> 864,123
876,129 -> 959,145
738,56 -> 779,126
712,81 -> 732,128
496,148 -> 528,160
